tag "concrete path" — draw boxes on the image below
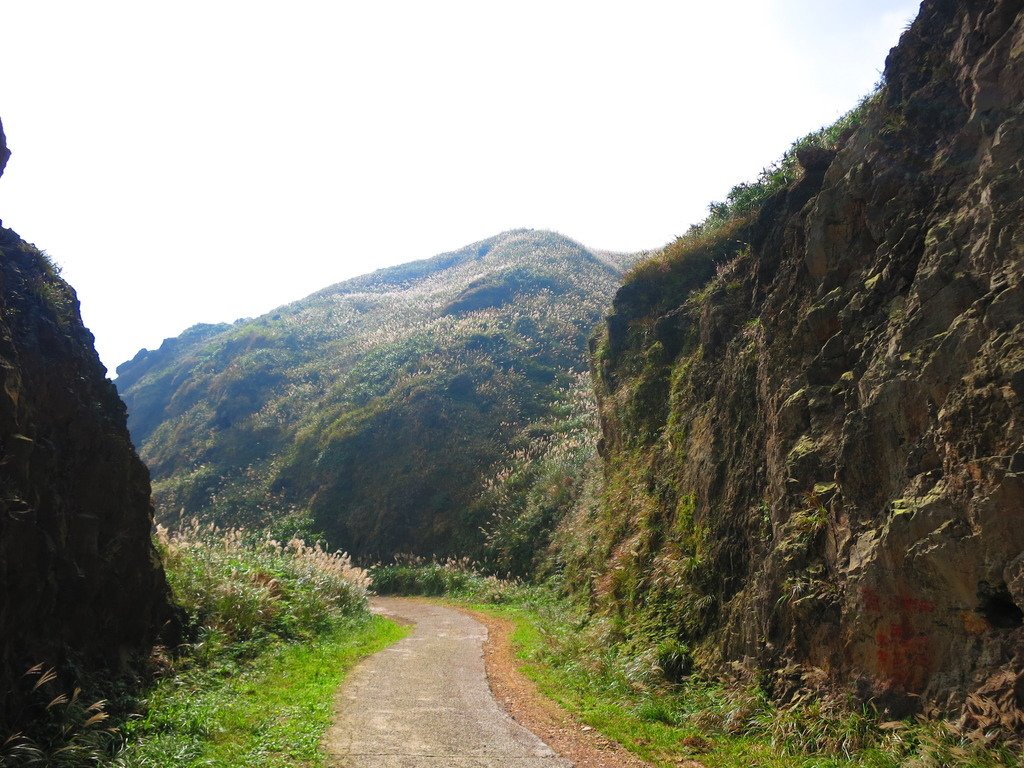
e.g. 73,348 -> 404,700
325,597 -> 573,767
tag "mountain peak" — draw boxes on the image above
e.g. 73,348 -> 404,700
116,230 -> 625,557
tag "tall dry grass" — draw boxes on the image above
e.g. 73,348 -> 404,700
157,520 -> 369,651
1,522 -> 371,766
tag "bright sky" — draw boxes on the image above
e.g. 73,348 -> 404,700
0,1 -> 921,373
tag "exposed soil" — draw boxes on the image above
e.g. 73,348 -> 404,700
464,607 -> 689,768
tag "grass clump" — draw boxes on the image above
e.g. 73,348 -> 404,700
0,665 -> 123,767
116,523 -> 394,767
624,90 -> 879,299
157,520 -> 370,652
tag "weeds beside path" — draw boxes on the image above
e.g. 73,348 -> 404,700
464,606 -> 654,768
460,600 -> 1022,768
369,559 -> 1018,768
108,525 -> 408,768
118,615 -> 406,767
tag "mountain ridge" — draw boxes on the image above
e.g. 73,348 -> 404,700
116,228 -> 628,559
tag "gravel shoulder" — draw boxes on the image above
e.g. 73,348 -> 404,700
462,606 -> 658,768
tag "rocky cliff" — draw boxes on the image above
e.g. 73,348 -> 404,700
0,119 -> 171,716
589,0 -> 1024,726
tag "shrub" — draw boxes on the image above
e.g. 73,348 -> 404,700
369,555 -> 475,596
369,555 -> 535,605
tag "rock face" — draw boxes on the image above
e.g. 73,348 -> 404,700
590,0 -> 1024,723
0,119 -> 10,178
0,119 -> 171,711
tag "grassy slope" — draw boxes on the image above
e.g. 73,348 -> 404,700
468,600 -> 1019,768
473,604 -> 863,768
120,616 -> 408,768
116,230 -> 624,559
369,564 -> 1016,767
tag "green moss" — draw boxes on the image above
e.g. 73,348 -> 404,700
788,434 -> 819,460
782,387 -> 807,408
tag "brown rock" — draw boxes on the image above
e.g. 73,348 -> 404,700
0,121 -> 172,721
589,0 -> 1024,731
796,145 -> 836,172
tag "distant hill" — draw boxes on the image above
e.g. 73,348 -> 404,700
117,229 -> 624,559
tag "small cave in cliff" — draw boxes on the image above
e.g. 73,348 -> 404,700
977,582 -> 1024,630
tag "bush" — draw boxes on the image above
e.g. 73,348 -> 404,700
369,556 -> 475,596
369,556 -> 535,605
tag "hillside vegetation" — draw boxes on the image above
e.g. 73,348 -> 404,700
116,230 -> 629,562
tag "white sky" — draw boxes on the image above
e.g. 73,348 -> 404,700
0,0 -> 921,374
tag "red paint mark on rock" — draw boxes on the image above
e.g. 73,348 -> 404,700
898,596 -> 935,614
862,586 -> 881,612
861,587 -> 937,694
875,621 -> 932,692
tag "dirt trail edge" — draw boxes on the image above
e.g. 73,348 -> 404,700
325,597 -> 573,767
463,608 -> 659,768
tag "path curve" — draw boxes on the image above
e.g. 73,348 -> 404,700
325,597 -> 573,767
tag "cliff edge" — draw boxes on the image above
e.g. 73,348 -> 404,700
0,118 -> 171,719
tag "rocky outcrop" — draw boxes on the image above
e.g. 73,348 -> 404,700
0,121 -> 171,716
590,0 -> 1024,725
0,119 -> 10,179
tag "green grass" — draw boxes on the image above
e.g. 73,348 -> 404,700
467,603 -> 817,768
117,614 -> 408,767
454,599 -> 1019,768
